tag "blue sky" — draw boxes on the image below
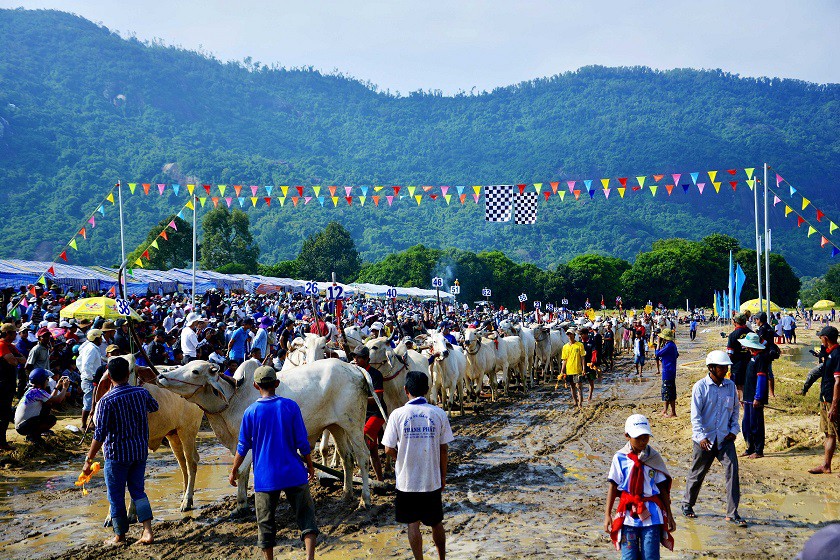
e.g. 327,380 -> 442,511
3,0 -> 838,94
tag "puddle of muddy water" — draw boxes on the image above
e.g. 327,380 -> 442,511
0,433 -> 234,558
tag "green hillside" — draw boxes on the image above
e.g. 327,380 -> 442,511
1,8 -> 838,277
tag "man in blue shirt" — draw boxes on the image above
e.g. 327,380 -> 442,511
230,365 -> 317,560
226,317 -> 254,366
655,329 -> 679,417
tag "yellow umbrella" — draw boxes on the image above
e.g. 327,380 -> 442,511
59,297 -> 142,320
812,299 -> 836,311
739,298 -> 781,313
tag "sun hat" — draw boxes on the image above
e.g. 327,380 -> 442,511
740,332 -> 765,350
101,321 -> 117,332
658,328 -> 675,341
259,317 -> 274,328
1,323 -> 17,334
625,414 -> 653,438
86,328 -> 103,341
186,312 -> 205,327
253,365 -> 277,384
106,344 -> 121,354
371,321 -> 384,331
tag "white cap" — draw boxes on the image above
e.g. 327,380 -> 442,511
371,321 -> 384,331
624,414 -> 652,438
186,312 -> 205,326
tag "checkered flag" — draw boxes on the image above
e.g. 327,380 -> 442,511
485,185 -> 513,222
514,191 -> 538,224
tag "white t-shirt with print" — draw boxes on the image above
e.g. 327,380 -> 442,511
381,397 -> 454,493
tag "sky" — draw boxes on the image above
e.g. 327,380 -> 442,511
2,0 -> 839,94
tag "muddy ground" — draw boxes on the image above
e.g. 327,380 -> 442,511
2,327 -> 838,559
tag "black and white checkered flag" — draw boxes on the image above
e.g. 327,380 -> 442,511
484,185 -> 513,222
514,191 -> 538,224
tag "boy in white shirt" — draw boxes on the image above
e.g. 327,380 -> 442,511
383,370 -> 454,560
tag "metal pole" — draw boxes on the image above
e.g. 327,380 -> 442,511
754,171 -> 763,314
117,179 -> 127,295
764,163 -> 771,312
192,195 -> 197,306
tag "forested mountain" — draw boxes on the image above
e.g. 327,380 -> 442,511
1,8 -> 838,278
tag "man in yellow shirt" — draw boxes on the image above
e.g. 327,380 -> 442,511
561,328 -> 586,408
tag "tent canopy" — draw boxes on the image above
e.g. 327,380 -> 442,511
739,299 -> 781,313
812,299 -> 836,310
59,296 -> 142,320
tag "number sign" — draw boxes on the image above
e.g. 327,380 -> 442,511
482,288 -> 492,298
327,285 -> 344,301
518,293 -> 528,303
115,298 -> 131,316
432,277 -> 444,288
304,281 -> 319,296
385,288 -> 398,299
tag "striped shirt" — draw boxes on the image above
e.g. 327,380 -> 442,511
608,453 -> 667,527
93,384 -> 159,462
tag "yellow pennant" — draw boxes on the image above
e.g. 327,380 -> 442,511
128,183 -> 137,194
331,196 -> 339,206
281,186 -> 289,197
784,205 -> 793,216
38,276 -> 47,286
359,196 -> 366,206
713,182 -> 722,193
374,186 -> 385,192
473,186 -> 481,195
251,197 -> 258,207
407,186 -> 416,197
808,225 -> 817,237
601,178 -> 610,189
802,197 -> 810,210
106,192 -> 115,204
277,197 -> 286,207
415,194 -> 422,205
533,183 -> 542,192
649,185 -> 658,197
218,185 -> 226,196
745,168 -> 755,179
135,258 -> 144,267
312,186 -> 321,196
444,194 -> 452,205
618,187 -> 626,198
186,199 -> 194,210
746,179 -> 755,190
199,197 -> 207,207
69,238 -> 78,250
558,191 -> 566,201
708,170 -> 718,183
636,176 -> 646,188
831,221 -> 838,234
151,240 -> 159,249
187,184 -> 195,195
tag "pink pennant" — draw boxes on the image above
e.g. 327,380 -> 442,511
672,174 -> 681,185
473,194 -> 480,203
304,196 -> 312,205
169,220 -> 178,231
225,197 -> 232,207
604,188 -> 611,199
773,195 -> 781,206
440,186 -> 449,196
88,216 -> 95,227
697,183 -> 705,194
566,180 -> 576,193
386,195 -> 394,206
250,185 -> 259,196
157,183 -> 165,195
776,173 -> 783,187
344,187 -> 353,197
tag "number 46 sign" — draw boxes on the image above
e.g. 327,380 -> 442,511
431,277 -> 444,288
518,293 -> 528,303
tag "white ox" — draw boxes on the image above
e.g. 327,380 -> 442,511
548,325 -> 571,378
428,332 -> 466,414
281,334 -> 327,371
158,359 -> 374,511
462,328 -> 498,405
502,323 -> 535,389
530,324 -> 553,383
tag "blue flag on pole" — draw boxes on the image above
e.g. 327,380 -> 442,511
734,263 -> 747,311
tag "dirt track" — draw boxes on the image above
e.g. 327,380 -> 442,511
2,327 -> 839,559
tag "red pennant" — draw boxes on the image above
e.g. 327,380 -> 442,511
730,181 -> 738,191
544,191 -> 551,201
797,216 -> 805,227
328,186 -> 337,197
47,266 -> 55,276
430,194 -> 438,200
79,227 -> 86,239
106,285 -> 116,297
653,174 -> 664,182
59,251 -> 67,262
160,230 -> 168,241
372,195 -> 380,206
345,196 -> 353,205
204,184 -> 212,195
142,183 -> 151,195
665,185 -> 674,195
29,286 -> 37,296
632,186 -> 641,191
292,196 -> 299,207
142,249 -> 150,260
296,186 -> 304,197
264,197 -> 272,207
234,185 -> 243,196
517,184 -> 527,194
393,186 -> 401,196
618,177 -> 628,187
727,169 -> 737,175
816,209 -> 825,222
822,236 -> 830,248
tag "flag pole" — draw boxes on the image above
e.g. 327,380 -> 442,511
753,169 -> 763,315
764,163 -> 771,314
192,195 -> 197,307
117,179 -> 127,296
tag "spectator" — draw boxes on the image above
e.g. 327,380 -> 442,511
14,368 -> 70,443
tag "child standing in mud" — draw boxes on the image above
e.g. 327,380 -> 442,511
604,414 -> 675,560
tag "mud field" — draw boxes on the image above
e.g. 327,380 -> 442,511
1,327 -> 838,559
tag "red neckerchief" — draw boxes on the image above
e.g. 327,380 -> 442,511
610,452 -> 674,552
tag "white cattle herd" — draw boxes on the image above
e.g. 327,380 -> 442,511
117,316 -> 631,512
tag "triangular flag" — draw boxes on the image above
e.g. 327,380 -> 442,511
785,206 -> 793,217
573,190 -> 581,200
604,188 -> 611,199
797,216 -> 805,227
600,178 -> 610,189
186,199 -> 194,210
106,192 -> 115,204
225,197 -> 232,207
653,174 -> 664,182
281,186 -> 290,197
584,180 -> 592,190
59,251 -> 67,262
550,182 -> 559,194
312,186 -> 321,197
250,185 -> 259,197
697,183 -> 705,194
458,194 -> 466,204
88,216 -> 95,227
408,186 -> 417,197
172,184 -> 180,196
517,184 -> 527,195
543,191 -> 551,201
160,230 -> 168,241
250,197 -> 258,207
682,184 -> 690,193
802,197 -> 811,210
414,195 -> 422,205
199,197 -> 207,207
727,169 -> 737,175
374,186 -> 385,192
649,185 -> 658,196
690,172 -> 699,185
98,205 -> 105,216
142,183 -> 151,195
128,183 -> 137,194
472,194 -> 480,203
834,248 -> 840,257
708,171 -> 718,183
388,195 -> 396,206
665,185 -> 674,195
817,209 -> 825,222
441,186 -> 450,196
211,197 -> 219,207
317,196 -> 325,207
472,186 -> 481,196
345,196 -> 353,206
344,187 -> 353,197
790,186 -> 797,197
278,197 -> 287,207
142,249 -> 150,259
559,191 -> 566,201
69,238 -> 77,250
822,236 -> 829,248
304,196 -> 312,205
776,173 -> 784,187
533,183 -> 542,193
636,176 -> 646,188
234,185 -> 243,197
358,196 -> 365,206
37,276 -> 46,286
219,185 -> 227,196
135,258 -> 144,267
297,186 -> 305,197
730,181 -> 738,191
187,184 -> 195,195
773,195 -> 781,206
713,182 -> 722,193
422,186 -> 433,192
588,189 -> 595,200
372,195 -> 381,206
745,168 -> 755,179
831,221 -> 838,234
393,186 -> 402,196
672,174 -> 681,185
430,194 -> 438,200
746,179 -> 755,190
566,180 -> 576,193
158,183 -> 166,195
150,240 -> 159,249
292,196 -> 300,207
617,178 -> 627,188
204,184 -> 212,195
28,286 -> 36,296
265,186 -> 274,196
264,197 -> 271,207
617,188 -> 626,198
47,266 -> 55,276
237,197 -> 245,207
456,186 -> 465,195
79,227 -> 86,239
327,186 -> 335,197
807,225 -> 816,237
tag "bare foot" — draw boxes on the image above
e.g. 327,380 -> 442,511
104,535 -> 127,546
666,413 -> 677,418
808,466 -> 831,474
136,531 -> 154,545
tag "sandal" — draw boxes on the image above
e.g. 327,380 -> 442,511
682,505 -> 697,518
725,515 -> 748,527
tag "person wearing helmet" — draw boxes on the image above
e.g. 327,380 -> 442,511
682,350 -> 745,527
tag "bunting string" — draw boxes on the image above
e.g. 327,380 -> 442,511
129,198 -> 195,269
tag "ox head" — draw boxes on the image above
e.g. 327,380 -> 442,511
303,333 -> 327,364
343,325 -> 364,351
463,328 -> 481,353
157,360 -> 238,414
430,332 -> 451,360
365,336 -> 392,369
